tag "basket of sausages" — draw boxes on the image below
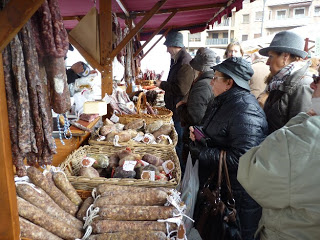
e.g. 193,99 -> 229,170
88,117 -> 178,148
116,92 -> 173,125
59,145 -> 181,190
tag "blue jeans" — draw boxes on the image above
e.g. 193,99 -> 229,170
174,120 -> 186,173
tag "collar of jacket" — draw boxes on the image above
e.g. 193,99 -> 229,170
194,70 -> 214,83
214,85 -> 248,106
278,61 -> 311,92
171,47 -> 185,64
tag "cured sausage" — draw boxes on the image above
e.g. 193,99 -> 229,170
2,46 -> 26,176
44,56 -> 71,113
20,216 -> 63,240
77,196 -> 94,220
96,184 -> 169,196
16,183 -> 83,230
53,171 -> 83,206
9,34 -> 32,154
17,196 -> 83,240
94,189 -> 168,207
98,205 -> 176,221
91,219 -> 175,234
27,167 -> 78,215
88,231 -> 167,240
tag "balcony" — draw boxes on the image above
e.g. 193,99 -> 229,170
264,16 -> 311,29
206,38 -> 229,46
208,19 -> 230,31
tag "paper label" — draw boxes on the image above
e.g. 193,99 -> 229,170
123,160 -> 136,171
141,170 -> 155,181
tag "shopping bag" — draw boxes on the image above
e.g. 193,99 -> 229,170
179,153 -> 199,235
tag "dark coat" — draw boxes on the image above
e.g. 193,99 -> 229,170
160,48 -> 194,121
197,86 -> 268,188
264,62 -> 313,134
66,68 -> 79,84
177,71 -> 214,127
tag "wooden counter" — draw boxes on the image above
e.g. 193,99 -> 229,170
52,117 -> 100,167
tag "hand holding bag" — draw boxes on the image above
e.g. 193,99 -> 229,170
194,150 -> 242,240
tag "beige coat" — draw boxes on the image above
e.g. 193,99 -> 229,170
238,113 -> 320,240
250,59 -> 270,98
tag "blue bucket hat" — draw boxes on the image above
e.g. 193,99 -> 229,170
211,57 -> 253,91
259,31 -> 307,58
164,31 -> 184,48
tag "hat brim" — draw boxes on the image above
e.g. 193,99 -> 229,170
259,46 -> 307,58
211,64 -> 250,91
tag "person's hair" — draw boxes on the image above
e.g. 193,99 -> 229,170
224,42 -> 244,58
272,51 -> 302,62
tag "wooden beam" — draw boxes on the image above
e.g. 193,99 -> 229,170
115,0 -> 130,17
68,34 -> 104,73
0,0 -> 44,52
100,0 -> 113,96
118,3 -> 225,18
133,10 -> 176,59
141,27 -> 171,61
63,15 -> 82,22
110,0 -> 168,59
0,53 -> 20,239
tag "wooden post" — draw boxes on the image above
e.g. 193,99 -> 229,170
100,0 -> 113,96
0,54 -> 20,239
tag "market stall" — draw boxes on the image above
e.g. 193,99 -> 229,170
0,0 -> 251,239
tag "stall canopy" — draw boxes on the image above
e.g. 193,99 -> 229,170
59,0 -> 248,39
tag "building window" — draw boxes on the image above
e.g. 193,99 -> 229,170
223,32 -> 228,38
268,10 -> 272,20
276,10 -> 287,20
315,6 -> 320,16
189,33 -> 201,42
242,35 -> 248,41
254,33 -> 261,38
242,14 -> 250,23
211,33 -> 218,39
293,8 -> 305,18
255,11 -> 263,21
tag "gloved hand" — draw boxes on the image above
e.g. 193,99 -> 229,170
189,141 -> 205,160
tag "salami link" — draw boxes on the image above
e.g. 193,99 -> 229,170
27,167 -> 78,215
17,196 -> 83,240
91,220 -> 176,234
20,20 -> 45,157
20,216 -> 63,240
9,34 -> 32,154
96,185 -> 169,195
44,56 -> 71,113
47,0 -> 69,57
98,205 -> 176,221
94,189 -> 168,207
53,171 -> 83,206
88,230 -> 167,240
16,183 -> 83,230
77,196 -> 94,220
2,46 -> 26,176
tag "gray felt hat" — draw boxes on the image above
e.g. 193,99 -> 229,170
190,47 -> 217,72
164,31 -> 184,48
211,57 -> 253,91
259,31 -> 307,58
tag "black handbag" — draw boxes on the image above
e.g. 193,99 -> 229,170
194,150 -> 242,240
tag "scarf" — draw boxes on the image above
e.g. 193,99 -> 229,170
267,61 -> 303,91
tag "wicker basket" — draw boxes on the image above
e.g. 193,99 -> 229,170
88,124 -> 178,148
116,92 -> 173,125
59,145 -> 181,190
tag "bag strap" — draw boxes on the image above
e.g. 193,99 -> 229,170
222,150 -> 236,207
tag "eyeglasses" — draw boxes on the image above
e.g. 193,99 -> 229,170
312,74 -> 320,84
212,76 -> 226,81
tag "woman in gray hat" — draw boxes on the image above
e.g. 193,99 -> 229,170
190,57 -> 268,240
176,47 -> 215,165
259,31 -> 313,134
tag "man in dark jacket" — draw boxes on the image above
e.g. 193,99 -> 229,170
155,31 -> 195,165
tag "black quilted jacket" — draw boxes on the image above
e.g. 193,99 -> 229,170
198,86 -> 268,188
